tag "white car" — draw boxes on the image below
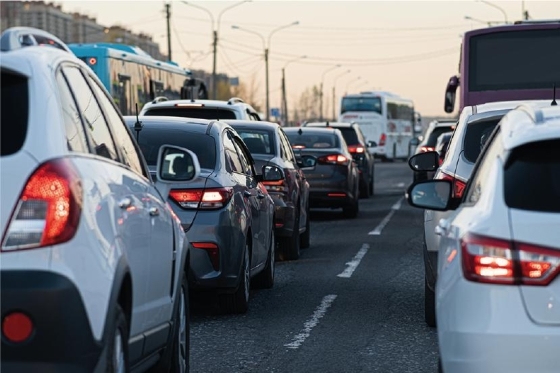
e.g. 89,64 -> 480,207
1,27 -> 196,372
407,102 -> 560,372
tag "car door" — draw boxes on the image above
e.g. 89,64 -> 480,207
86,70 -> 175,331
279,129 -> 305,230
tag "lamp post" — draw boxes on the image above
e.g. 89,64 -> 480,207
281,55 -> 306,126
464,15 -> 495,26
232,21 -> 299,121
476,0 -> 509,24
332,69 -> 350,121
319,64 -> 341,121
181,1 -> 250,100
345,76 -> 361,94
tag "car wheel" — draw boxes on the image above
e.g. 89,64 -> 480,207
253,229 -> 275,289
279,214 -> 300,261
369,171 -> 374,196
300,208 -> 310,249
219,242 -> 250,314
105,305 -> 129,373
425,278 -> 436,328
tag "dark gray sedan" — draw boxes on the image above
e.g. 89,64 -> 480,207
284,127 -> 360,218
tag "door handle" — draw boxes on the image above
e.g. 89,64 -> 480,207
435,218 -> 450,236
243,191 -> 253,198
118,197 -> 133,209
149,207 -> 160,216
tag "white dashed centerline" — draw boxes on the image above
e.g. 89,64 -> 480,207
337,243 -> 369,278
284,294 -> 338,350
368,197 -> 404,235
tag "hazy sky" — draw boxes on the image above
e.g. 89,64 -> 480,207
57,0 -> 560,116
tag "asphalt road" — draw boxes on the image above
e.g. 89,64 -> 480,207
190,161 -> 439,373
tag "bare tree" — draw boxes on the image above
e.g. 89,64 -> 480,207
230,73 -> 263,112
293,85 -> 321,122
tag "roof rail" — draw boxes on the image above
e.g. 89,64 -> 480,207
513,19 -> 560,25
152,96 -> 169,104
228,97 -> 245,105
517,104 -> 545,125
1,27 -> 72,53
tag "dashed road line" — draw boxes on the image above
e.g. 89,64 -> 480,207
337,243 -> 369,278
368,197 -> 404,235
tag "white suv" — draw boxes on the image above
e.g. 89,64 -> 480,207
140,97 -> 262,121
1,27 -> 196,372
408,102 -> 560,373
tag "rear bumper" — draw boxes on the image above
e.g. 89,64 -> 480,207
1,270 -> 103,373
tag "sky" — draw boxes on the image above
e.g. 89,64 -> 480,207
57,0 -> 560,116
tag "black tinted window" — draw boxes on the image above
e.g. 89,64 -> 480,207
426,126 -> 454,146
1,70 -> 28,156
463,118 -> 501,163
504,140 -> 560,213
133,127 -> 216,170
340,97 -> 381,114
337,128 -> 360,145
144,108 -> 236,120
285,131 -> 340,149
235,129 -> 275,155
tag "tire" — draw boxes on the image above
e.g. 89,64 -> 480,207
425,278 -> 436,328
343,197 -> 359,219
219,242 -> 250,314
359,179 -> 370,199
369,170 -> 374,196
253,230 -> 275,289
300,210 -> 310,249
279,214 -> 300,261
105,305 -> 129,373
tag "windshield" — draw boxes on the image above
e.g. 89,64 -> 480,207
340,97 -> 382,114
234,129 -> 276,155
285,131 -> 340,149
469,29 -> 560,91
132,127 -> 216,169
1,70 -> 28,156
144,107 -> 237,120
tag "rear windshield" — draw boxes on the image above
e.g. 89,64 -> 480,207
336,128 -> 360,145
463,118 -> 501,163
1,70 -> 28,156
426,126 -> 453,146
234,129 -> 276,155
133,127 -> 216,170
340,97 -> 382,114
504,140 -> 560,213
285,131 -> 340,149
144,107 -> 236,120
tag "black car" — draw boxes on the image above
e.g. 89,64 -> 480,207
284,127 -> 360,218
228,120 -> 311,261
303,122 -> 376,198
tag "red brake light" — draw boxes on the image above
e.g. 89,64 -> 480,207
2,159 -> 82,251
348,145 -> 365,154
2,312 -> 34,343
420,146 -> 435,153
379,133 -> 386,146
169,188 -> 233,210
435,171 -> 466,198
461,233 -> 560,286
262,179 -> 287,193
317,154 -> 349,165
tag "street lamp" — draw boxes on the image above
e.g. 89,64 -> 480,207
464,15 -> 495,26
232,21 -> 299,121
281,55 -> 306,126
181,1 -> 251,100
332,69 -> 350,121
345,76 -> 361,94
319,64 -> 341,121
476,0 -> 508,24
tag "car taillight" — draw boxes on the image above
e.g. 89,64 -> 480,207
420,146 -> 435,153
435,171 -> 466,198
347,145 -> 365,154
169,187 -> 233,210
262,180 -> 287,193
317,154 -> 349,165
379,133 -> 386,146
2,159 -> 82,251
461,233 -> 560,286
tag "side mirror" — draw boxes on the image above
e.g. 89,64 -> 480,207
297,155 -> 317,169
408,151 -> 439,172
409,137 -> 420,147
155,145 -> 201,198
262,165 -> 284,181
444,75 -> 459,114
367,140 -> 377,148
406,180 -> 452,211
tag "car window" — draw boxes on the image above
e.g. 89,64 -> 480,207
144,107 -> 237,120
337,127 -> 360,145
232,136 -> 253,176
464,127 -> 503,205
463,117 -> 502,163
279,130 -> 296,162
285,131 -> 339,149
236,129 -> 275,155
426,126 -> 454,146
62,66 -> 118,161
88,75 -> 146,177
223,130 -> 244,173
56,72 -> 89,153
1,69 -> 28,156
504,139 -> 560,213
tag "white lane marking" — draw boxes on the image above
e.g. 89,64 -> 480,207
368,197 -> 404,235
284,294 -> 337,349
337,243 -> 369,278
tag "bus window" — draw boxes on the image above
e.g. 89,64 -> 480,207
118,74 -> 131,116
151,80 -> 164,100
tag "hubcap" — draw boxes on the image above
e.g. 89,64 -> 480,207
177,287 -> 187,373
114,329 -> 125,373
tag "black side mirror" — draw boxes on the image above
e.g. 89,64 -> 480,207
444,75 -> 459,114
406,180 -> 452,211
367,140 -> 377,148
408,151 -> 439,172
262,165 -> 284,181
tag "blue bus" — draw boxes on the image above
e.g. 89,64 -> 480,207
69,43 -> 208,116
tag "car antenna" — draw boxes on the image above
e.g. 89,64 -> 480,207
552,84 -> 557,106
134,103 -> 143,142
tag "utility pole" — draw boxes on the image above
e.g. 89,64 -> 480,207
212,30 -> 218,99
332,86 -> 336,121
265,48 -> 270,121
165,3 -> 172,61
281,68 -> 288,125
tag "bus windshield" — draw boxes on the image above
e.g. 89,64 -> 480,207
340,97 -> 382,114
469,29 -> 560,91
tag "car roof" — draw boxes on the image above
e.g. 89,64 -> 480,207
141,98 -> 250,111
468,99 -> 553,115
428,119 -> 456,127
304,121 -> 355,128
123,115 -> 221,135
225,119 -> 279,130
499,103 -> 560,151
284,127 -> 340,134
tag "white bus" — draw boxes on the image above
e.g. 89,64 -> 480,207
338,91 -> 415,161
